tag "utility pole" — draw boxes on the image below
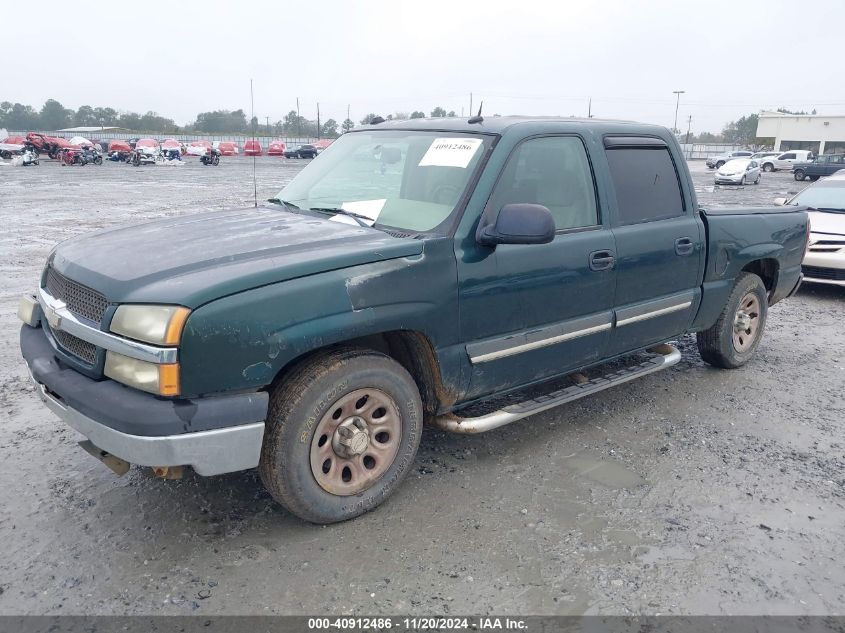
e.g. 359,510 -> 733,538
296,97 -> 301,139
685,115 -> 693,159
672,90 -> 685,135
469,93 -> 473,116
347,103 -> 350,132
588,98 -> 592,118
316,102 -> 321,140
266,116 -> 270,136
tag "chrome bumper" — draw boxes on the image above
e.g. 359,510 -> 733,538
31,373 -> 265,476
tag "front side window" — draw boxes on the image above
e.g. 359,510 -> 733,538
275,130 -> 492,233
486,136 -> 598,231
816,155 -> 829,163
606,147 -> 685,225
781,153 -> 796,160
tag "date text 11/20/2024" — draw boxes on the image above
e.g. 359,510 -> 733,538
307,617 -> 528,630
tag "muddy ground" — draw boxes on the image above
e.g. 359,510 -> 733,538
0,157 -> 842,616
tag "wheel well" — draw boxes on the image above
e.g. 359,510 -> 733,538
270,330 -> 452,417
742,258 -> 779,296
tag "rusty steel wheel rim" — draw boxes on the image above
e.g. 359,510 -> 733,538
309,388 -> 402,496
732,292 -> 761,353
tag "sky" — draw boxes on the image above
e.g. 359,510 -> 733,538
3,0 -> 844,135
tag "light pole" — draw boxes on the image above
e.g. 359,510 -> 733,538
672,90 -> 685,135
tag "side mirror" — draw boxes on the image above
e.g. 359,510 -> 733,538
773,197 -> 787,206
477,203 -> 555,247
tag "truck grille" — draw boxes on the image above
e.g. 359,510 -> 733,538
51,328 -> 98,364
802,265 -> 845,281
44,266 -> 109,324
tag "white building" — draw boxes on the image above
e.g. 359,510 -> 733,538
756,111 -> 845,155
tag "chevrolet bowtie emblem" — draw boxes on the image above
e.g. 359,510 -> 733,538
46,300 -> 66,330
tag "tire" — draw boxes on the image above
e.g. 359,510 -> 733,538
793,169 -> 805,181
212,155 -> 219,166
716,161 -> 725,169
696,272 -> 768,369
809,176 -> 819,181
754,174 -> 760,184
94,156 -> 102,165
740,175 -> 746,185
259,347 -> 423,524
763,163 -> 774,172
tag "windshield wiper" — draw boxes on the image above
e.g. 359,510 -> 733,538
267,198 -> 301,212
814,207 -> 845,214
309,207 -> 375,227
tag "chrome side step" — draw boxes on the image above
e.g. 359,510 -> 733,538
431,344 -> 681,434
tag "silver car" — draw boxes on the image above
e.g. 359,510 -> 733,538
714,158 -> 761,185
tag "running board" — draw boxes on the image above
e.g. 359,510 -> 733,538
431,344 -> 681,434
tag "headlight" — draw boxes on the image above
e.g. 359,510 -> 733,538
110,305 -> 190,345
104,351 -> 180,396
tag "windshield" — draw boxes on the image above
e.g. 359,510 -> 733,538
789,181 -> 845,211
275,130 -> 492,232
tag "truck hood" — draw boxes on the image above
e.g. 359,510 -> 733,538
808,210 -> 845,236
49,207 -> 423,307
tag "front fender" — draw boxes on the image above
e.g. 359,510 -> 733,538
178,239 -> 461,398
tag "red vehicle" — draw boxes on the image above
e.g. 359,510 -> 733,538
25,133 -> 65,159
217,141 -> 238,156
136,138 -> 158,150
243,139 -> 263,156
108,140 -> 132,161
59,147 -> 84,166
161,139 -> 182,152
267,140 -> 286,156
187,140 -> 212,157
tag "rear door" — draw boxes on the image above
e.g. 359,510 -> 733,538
602,137 -> 704,356
777,152 -> 796,169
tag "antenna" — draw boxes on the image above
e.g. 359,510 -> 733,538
250,79 -> 257,208
468,101 -> 484,125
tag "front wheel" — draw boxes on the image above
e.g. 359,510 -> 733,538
260,347 -> 423,524
794,169 -> 805,181
740,175 -> 746,185
696,272 -> 768,369
754,174 -> 761,184
716,161 -> 725,169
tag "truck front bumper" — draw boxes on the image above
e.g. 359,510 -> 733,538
21,324 -> 268,476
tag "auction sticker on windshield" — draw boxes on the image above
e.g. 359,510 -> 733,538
418,138 -> 483,168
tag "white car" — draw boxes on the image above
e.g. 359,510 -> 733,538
760,150 -> 814,172
714,158 -> 761,185
775,171 -> 845,286
750,151 -> 779,163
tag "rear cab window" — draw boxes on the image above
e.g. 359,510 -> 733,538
603,138 -> 685,225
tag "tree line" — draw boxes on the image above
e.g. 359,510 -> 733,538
1,98 -> 464,137
3,98 -> 809,146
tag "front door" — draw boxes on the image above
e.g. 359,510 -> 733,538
457,135 -> 616,400
602,139 -> 704,356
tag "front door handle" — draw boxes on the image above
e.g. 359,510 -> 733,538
675,237 -> 695,256
589,250 -> 616,271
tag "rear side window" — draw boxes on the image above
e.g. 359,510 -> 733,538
606,147 -> 684,225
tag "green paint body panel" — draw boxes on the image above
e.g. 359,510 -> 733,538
38,117 -> 809,410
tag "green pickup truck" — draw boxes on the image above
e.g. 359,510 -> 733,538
19,116 -> 808,523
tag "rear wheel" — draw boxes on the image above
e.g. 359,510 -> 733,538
697,272 -> 768,369
793,169 -> 805,181
259,347 -> 423,524
763,163 -> 774,172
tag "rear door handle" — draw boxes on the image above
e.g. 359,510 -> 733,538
675,237 -> 695,256
589,250 -> 616,271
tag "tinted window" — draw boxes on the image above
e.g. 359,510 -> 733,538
488,136 -> 598,230
781,153 -> 796,160
606,147 -> 684,225
816,155 -> 829,163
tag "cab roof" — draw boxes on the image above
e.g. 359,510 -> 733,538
356,115 -> 670,137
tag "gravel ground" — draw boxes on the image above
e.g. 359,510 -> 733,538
0,156 -> 842,616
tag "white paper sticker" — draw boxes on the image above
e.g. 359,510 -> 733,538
329,199 -> 387,226
418,138 -> 482,169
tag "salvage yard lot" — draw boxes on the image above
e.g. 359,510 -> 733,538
0,158 -> 842,615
